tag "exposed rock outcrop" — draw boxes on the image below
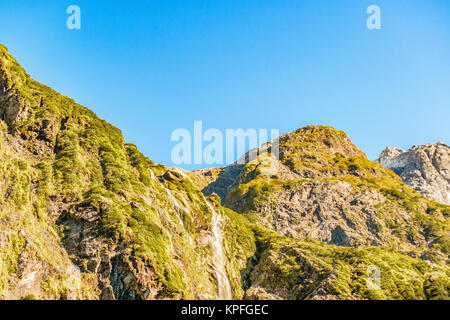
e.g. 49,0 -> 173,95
1,44 -> 448,300
0,45 -> 254,300
199,126 -> 449,264
377,143 -> 450,205
0,48 -> 29,125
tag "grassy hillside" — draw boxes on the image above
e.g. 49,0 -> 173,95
0,45 -> 448,300
0,45 -> 255,299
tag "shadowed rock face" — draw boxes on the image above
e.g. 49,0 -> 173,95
0,50 -> 29,126
0,76 -> 29,125
377,143 -> 450,205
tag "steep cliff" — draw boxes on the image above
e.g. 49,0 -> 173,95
377,143 -> 450,205
0,45 -> 256,300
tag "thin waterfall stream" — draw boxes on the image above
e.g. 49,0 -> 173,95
204,197 -> 233,300
161,186 -> 194,245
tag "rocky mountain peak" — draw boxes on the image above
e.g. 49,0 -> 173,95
196,125 -> 370,203
282,125 -> 367,159
377,142 -> 450,205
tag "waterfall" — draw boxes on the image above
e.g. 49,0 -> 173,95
162,186 -> 185,225
204,197 -> 233,300
149,168 -> 155,179
161,186 -> 194,245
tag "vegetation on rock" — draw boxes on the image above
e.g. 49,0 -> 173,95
0,45 -> 448,300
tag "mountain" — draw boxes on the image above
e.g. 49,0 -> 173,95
0,45 -> 449,300
198,126 -> 448,257
0,44 -> 255,300
377,143 -> 450,205
196,126 -> 450,298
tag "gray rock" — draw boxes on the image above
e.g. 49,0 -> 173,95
377,142 -> 450,204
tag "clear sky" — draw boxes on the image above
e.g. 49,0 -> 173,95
0,0 -> 449,170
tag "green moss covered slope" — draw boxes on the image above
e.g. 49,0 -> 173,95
0,45 -> 448,300
0,45 -> 255,300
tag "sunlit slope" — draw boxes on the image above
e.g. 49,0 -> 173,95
204,126 -> 450,264
0,44 -> 255,299
0,45 -> 448,300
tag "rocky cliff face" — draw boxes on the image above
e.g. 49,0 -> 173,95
0,45 -> 449,300
200,127 -> 448,258
377,143 -> 450,205
197,126 -> 450,299
0,45 -> 255,300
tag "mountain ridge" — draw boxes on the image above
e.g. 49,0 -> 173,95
0,45 -> 448,300
195,126 -> 449,260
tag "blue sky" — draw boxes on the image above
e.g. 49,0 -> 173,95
0,0 -> 449,170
